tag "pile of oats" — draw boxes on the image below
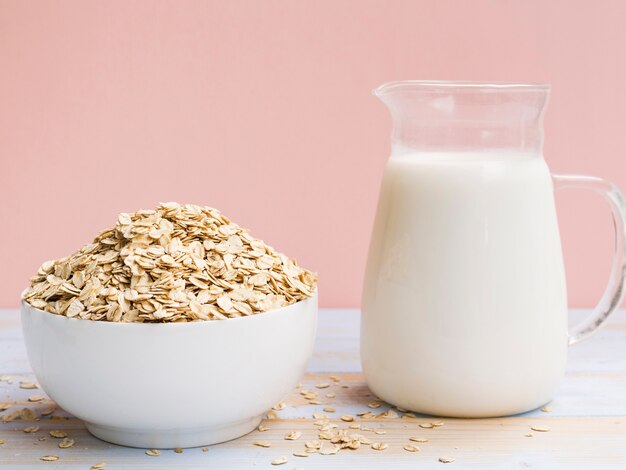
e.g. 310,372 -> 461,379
23,203 -> 317,322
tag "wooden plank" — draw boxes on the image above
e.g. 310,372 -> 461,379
2,309 -> 626,468
4,309 -> 626,375
1,373 -> 626,468
2,415 -> 625,469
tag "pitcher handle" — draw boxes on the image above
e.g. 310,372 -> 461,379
552,174 -> 626,345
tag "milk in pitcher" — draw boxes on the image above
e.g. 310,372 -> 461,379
362,151 -> 568,417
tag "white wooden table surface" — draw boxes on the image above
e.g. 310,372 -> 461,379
1,308 -> 626,469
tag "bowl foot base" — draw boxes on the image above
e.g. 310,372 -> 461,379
85,415 -> 262,449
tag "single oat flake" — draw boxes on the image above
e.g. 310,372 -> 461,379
305,440 -> 321,450
58,438 -> 75,448
40,407 -> 56,417
23,203 -> 317,323
19,382 -> 38,390
530,425 -> 551,432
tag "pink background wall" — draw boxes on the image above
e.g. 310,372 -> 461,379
2,0 -> 626,308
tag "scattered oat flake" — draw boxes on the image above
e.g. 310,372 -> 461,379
431,421 -> 445,427
316,383 -> 330,389
59,438 -> 75,448
284,431 -> 302,440
0,403 -> 12,411
420,423 -> 434,428
49,430 -> 67,438
90,464 -> 106,470
145,449 -> 160,456
410,437 -> 428,443
0,410 -> 18,422
293,451 -> 309,457
371,442 -> 388,451
28,395 -> 45,402
373,429 -> 386,435
381,409 -> 399,419
525,433 -> 533,437
319,444 -> 340,455
367,402 -> 382,409
439,457 -> 455,463
541,405 -> 553,412
325,392 -> 336,398
20,408 -> 36,420
202,447 -> 209,452
174,448 -> 183,453
20,381 -> 38,389
340,415 -> 354,422
40,407 -> 56,416
530,426 -> 550,432
23,425 -> 40,433
271,456 -> 288,465
41,455 -> 59,461
404,444 -> 419,452
273,402 -> 286,410
258,424 -> 270,432
329,375 -> 340,382
267,410 -> 279,419
305,440 -> 321,450
0,439 -> 5,445
323,407 -> 335,413
254,441 -> 271,448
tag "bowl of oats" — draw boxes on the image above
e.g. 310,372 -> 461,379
20,203 -> 318,449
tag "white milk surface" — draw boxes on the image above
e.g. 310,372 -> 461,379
361,152 -> 568,417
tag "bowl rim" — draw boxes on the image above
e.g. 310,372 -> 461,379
20,289 -> 317,328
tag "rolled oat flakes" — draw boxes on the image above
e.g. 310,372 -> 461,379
23,203 -> 317,322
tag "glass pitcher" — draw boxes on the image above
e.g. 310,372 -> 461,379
361,81 -> 626,417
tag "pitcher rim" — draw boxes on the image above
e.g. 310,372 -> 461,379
373,80 -> 550,96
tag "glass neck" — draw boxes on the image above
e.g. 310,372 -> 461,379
375,81 -> 550,155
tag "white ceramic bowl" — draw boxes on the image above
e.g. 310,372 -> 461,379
21,293 -> 317,449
